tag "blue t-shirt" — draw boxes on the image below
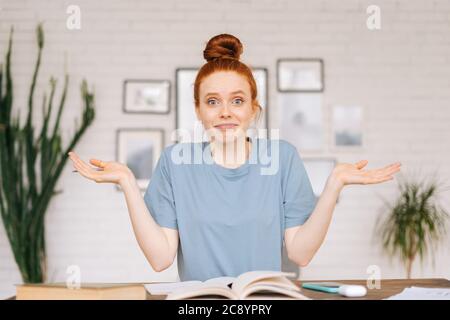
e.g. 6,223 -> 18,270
143,137 -> 316,281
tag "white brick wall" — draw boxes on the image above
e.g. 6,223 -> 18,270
1,0 -> 449,297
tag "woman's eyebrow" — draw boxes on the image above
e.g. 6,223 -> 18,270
204,90 -> 246,97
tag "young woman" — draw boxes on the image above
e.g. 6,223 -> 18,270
68,34 -> 401,281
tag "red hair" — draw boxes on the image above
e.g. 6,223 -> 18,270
194,34 -> 262,123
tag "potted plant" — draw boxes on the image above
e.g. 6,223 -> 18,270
375,172 -> 449,279
0,24 -> 95,283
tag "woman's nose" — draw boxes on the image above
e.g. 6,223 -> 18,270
219,104 -> 232,118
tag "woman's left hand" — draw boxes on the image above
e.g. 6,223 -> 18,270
330,160 -> 402,190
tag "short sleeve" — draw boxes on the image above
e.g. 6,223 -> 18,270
143,149 -> 178,230
282,144 -> 317,229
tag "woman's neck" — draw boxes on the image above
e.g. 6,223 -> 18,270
210,137 -> 251,169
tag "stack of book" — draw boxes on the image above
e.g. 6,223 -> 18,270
15,283 -> 147,300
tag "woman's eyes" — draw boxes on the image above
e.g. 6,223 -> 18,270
207,98 -> 244,105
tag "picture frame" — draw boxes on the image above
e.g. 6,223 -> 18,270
252,67 -> 269,134
277,58 -> 324,92
175,67 -> 269,143
302,157 -> 338,201
115,128 -> 165,191
331,105 -> 364,149
279,94 -> 324,152
175,68 -> 199,143
123,79 -> 170,114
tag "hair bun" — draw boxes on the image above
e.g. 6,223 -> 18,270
203,34 -> 243,62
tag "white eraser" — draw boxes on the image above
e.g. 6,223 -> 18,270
338,285 -> 367,297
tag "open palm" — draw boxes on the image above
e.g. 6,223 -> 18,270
333,160 -> 401,187
68,151 -> 132,185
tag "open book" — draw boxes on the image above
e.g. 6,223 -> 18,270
147,271 -> 310,300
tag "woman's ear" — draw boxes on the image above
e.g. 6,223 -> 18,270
252,104 -> 261,123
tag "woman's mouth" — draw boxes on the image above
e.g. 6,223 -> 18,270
214,124 -> 238,130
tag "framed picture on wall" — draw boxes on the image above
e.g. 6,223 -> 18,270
332,105 -> 364,148
279,94 -> 324,152
175,67 -> 269,143
116,128 -> 165,191
277,58 -> 324,92
252,67 -> 269,136
175,68 -> 201,143
302,157 -> 337,201
123,80 -> 170,114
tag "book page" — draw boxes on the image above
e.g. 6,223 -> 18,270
145,276 -> 235,295
385,287 -> 450,300
166,285 -> 237,300
241,284 -> 310,300
204,276 -> 235,287
231,271 -> 296,296
247,278 -> 300,291
145,281 -> 202,295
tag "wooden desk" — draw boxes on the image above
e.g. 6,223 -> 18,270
146,278 -> 450,300
6,278 -> 449,300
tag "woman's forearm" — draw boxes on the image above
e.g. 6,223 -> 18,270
120,173 -> 174,271
289,174 -> 343,266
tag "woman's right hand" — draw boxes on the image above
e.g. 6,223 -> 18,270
68,151 -> 134,185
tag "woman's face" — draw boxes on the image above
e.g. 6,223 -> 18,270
196,71 -> 257,143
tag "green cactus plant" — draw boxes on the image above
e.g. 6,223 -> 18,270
0,23 -> 95,283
